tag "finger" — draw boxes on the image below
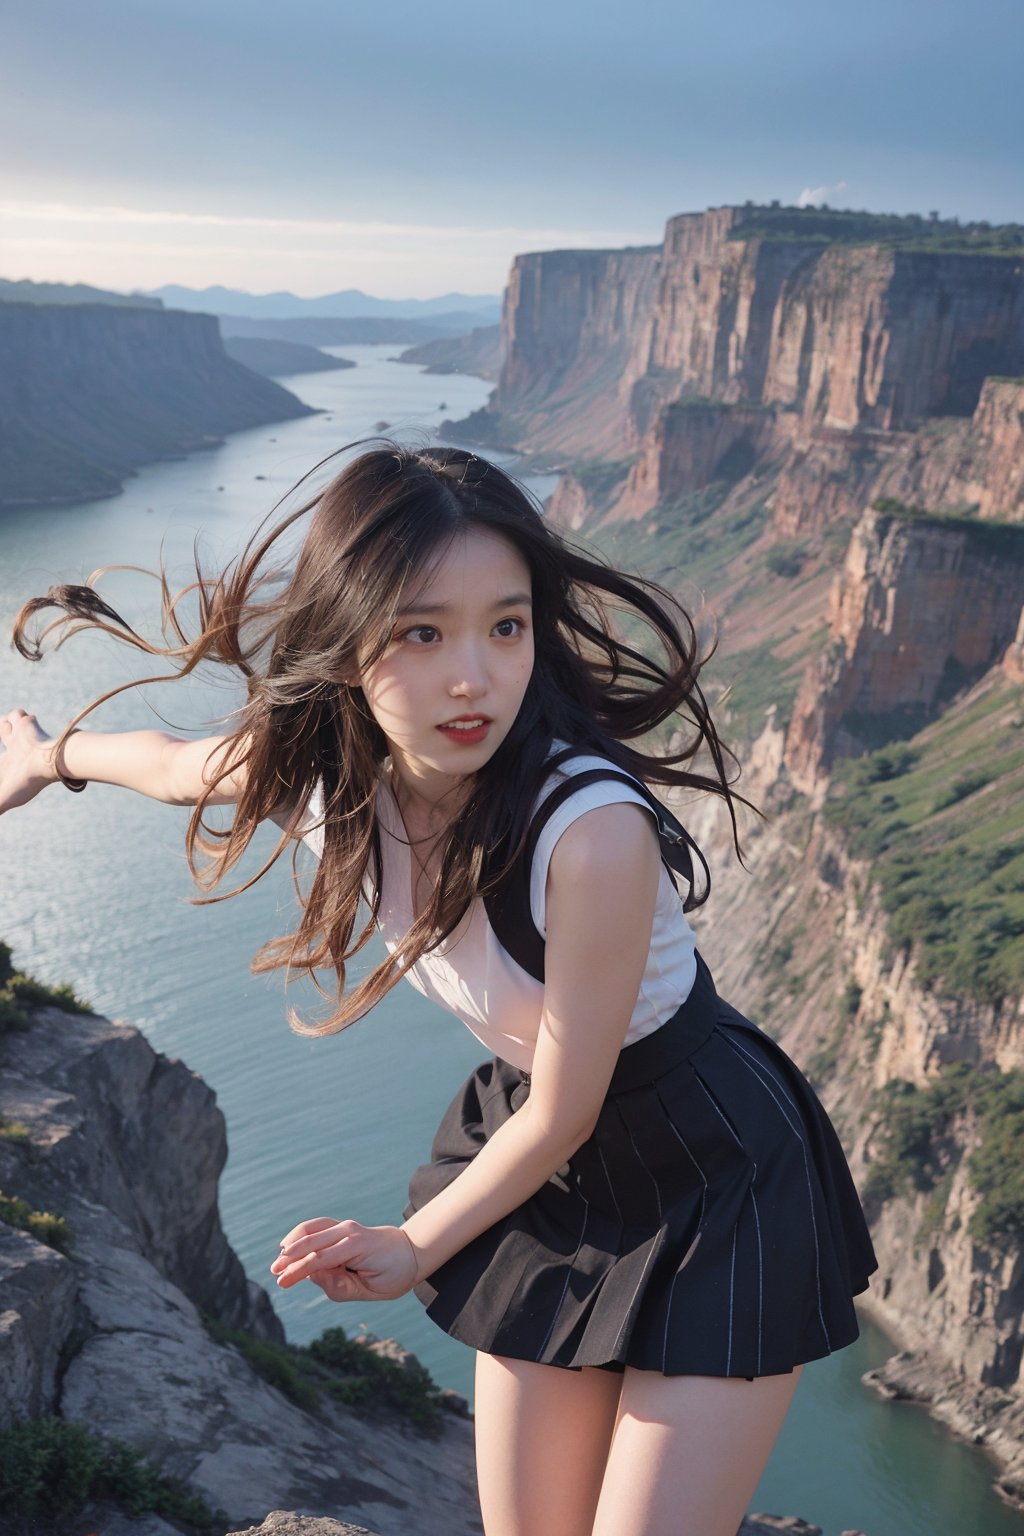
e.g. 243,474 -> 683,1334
279,1220 -> 361,1260
277,1216 -> 338,1248
276,1237 -> 362,1283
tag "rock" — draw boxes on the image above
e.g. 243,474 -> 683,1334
441,1386 -> 472,1417
0,1003 -> 480,1534
783,504 -> 1024,790
741,1516 -> 823,1534
234,1516 -> 379,1535
0,1225 -> 76,1424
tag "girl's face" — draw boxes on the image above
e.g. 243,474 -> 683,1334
354,527 -> 535,806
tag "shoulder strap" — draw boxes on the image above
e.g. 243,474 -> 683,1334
482,750 -> 706,984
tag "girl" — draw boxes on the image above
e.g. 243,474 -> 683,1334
1,440 -> 877,1536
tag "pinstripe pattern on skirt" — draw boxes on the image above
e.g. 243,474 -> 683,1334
403,950 -> 878,1378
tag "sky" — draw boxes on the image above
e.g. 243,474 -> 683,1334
2,0 -> 1021,301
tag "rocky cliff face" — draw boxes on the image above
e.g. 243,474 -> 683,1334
673,677 -> 1024,1509
0,1000 -> 480,1534
784,506 -> 1024,792
0,301 -> 315,509
444,245 -> 661,458
452,203 -> 1024,546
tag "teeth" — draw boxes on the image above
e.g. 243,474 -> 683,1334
444,720 -> 486,729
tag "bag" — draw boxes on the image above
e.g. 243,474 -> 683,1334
481,745 -> 707,983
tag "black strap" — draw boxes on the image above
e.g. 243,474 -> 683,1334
482,748 -> 704,984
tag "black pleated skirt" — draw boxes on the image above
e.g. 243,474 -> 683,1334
402,950 -> 878,1378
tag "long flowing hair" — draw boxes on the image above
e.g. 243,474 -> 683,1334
11,438 -> 759,1034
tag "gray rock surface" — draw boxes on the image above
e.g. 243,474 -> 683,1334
0,1003 -> 480,1534
236,1516 -> 379,1536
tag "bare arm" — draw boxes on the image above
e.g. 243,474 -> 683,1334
0,709 -> 258,811
397,800 -> 662,1281
272,800 -> 663,1297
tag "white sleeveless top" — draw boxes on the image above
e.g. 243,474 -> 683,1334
281,740 -> 698,1071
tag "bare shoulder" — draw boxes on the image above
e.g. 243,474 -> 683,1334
547,799 -> 661,884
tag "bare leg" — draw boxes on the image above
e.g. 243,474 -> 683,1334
591,1364 -> 804,1536
473,1352 -> 623,1536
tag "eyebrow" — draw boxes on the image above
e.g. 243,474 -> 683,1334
396,591 -> 533,618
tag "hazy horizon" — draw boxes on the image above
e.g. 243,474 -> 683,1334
2,0 -> 1020,298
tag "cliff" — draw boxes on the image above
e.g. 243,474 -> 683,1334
450,203 -> 1024,539
784,505 -> 1024,792
0,993 -> 480,1534
0,301 -> 315,510
675,661 -> 1024,1508
442,245 -> 662,458
223,335 -> 355,377
396,322 -> 503,380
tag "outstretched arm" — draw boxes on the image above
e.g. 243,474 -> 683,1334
0,708 -> 255,811
272,799 -> 663,1299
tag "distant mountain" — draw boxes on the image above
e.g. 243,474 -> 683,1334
218,313 -> 492,346
0,277 -> 162,309
149,284 -> 501,323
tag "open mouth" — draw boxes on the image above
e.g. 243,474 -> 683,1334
437,718 -> 492,742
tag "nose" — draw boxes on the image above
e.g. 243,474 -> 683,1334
447,638 -> 489,698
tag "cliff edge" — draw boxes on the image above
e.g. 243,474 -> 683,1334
0,992 -> 480,1535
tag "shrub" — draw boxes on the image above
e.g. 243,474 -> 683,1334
0,942 -> 92,1033
309,1327 -> 445,1433
932,771 -> 993,812
202,1315 -> 445,1435
765,542 -> 806,578
0,1416 -> 215,1528
0,1191 -> 71,1253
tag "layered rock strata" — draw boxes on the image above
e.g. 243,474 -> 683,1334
783,506 -> 1024,791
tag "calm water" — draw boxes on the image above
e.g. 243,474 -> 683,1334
0,344 -> 1019,1536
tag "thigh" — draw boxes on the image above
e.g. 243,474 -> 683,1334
474,1351 -> 623,1536
591,1364 -> 804,1536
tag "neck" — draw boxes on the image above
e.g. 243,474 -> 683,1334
386,757 -> 473,826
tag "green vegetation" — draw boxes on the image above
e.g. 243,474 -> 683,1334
0,1191 -> 71,1254
202,1315 -> 446,1435
727,202 -> 1024,258
870,498 -> 1024,560
0,1119 -> 29,1142
0,940 -> 92,1034
765,540 -> 807,578
824,686 -> 1024,1004
0,1416 -> 216,1530
864,1062 -> 1024,1249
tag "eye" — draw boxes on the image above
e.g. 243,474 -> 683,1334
401,625 -> 439,645
494,616 -> 526,638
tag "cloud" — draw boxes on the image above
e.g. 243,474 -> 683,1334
797,180 -> 849,208
0,200 -> 660,297
0,200 -> 653,249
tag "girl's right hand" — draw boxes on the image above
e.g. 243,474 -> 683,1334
0,709 -> 59,815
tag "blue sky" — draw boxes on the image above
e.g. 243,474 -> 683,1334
1,0 -> 1020,299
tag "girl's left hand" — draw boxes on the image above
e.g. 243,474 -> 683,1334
270,1217 -> 420,1303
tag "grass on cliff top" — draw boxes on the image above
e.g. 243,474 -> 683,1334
0,939 -> 92,1035
870,498 -> 1024,559
724,203 -> 1024,257
863,1061 -> 1024,1251
824,675 -> 1024,1005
